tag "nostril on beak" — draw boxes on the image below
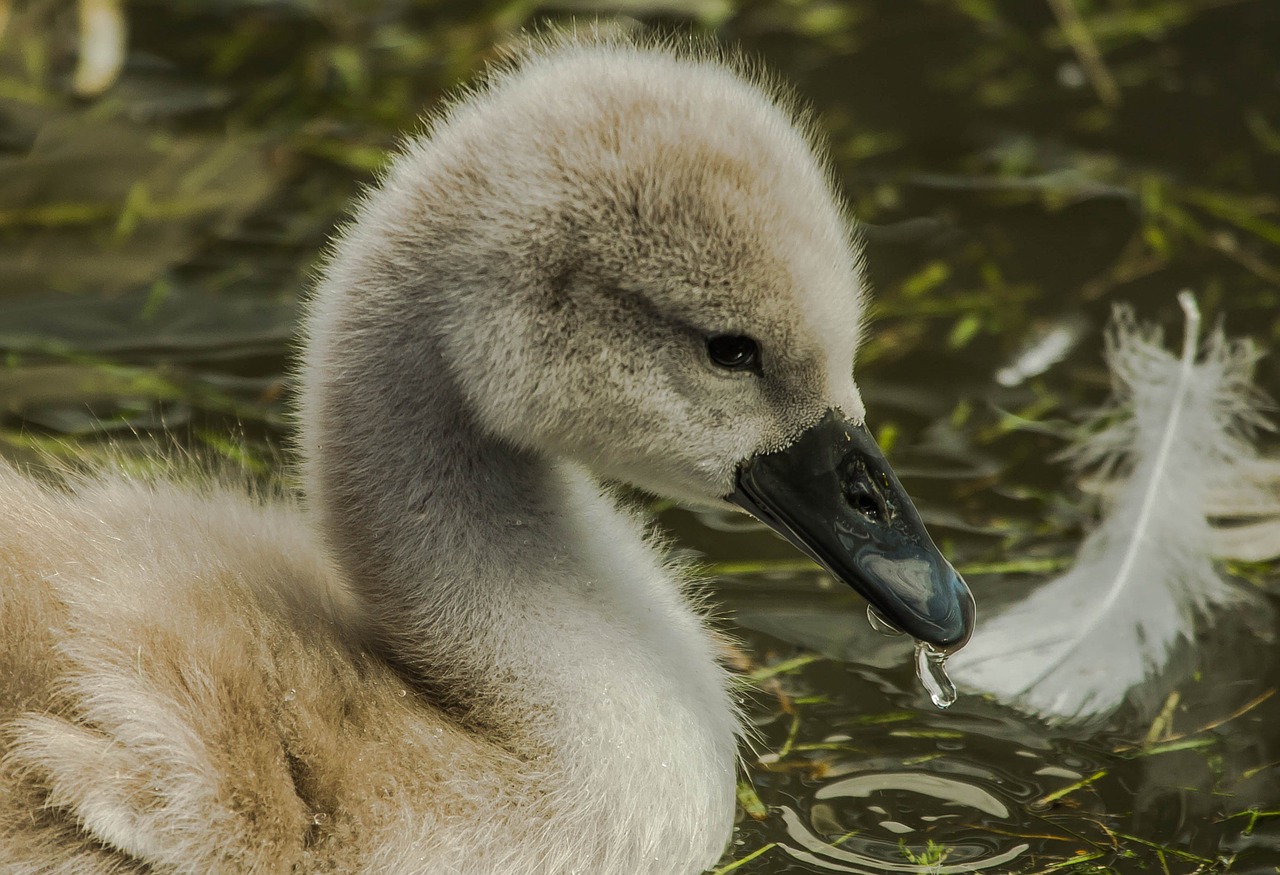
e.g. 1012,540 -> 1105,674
840,455 -> 890,524
845,482 -> 887,524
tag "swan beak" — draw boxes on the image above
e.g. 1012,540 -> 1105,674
729,409 -> 975,650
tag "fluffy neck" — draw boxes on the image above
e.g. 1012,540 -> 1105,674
298,212 -> 739,869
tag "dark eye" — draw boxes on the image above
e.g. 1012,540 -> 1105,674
706,335 -> 760,372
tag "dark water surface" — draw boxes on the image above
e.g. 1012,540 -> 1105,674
2,1 -> 1278,872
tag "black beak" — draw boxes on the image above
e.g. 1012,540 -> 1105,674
729,409 -> 975,650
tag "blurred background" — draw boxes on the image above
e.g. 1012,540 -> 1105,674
1,1 -> 1278,872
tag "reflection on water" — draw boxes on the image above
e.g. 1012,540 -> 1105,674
704,478 -> 1278,871
778,803 -> 1029,869
779,801 -> 1029,873
815,769 -> 1011,819
707,555 -> 1280,872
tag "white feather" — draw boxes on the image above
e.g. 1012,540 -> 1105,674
950,292 -> 1272,724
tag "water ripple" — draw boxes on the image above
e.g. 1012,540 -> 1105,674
775,766 -> 1032,873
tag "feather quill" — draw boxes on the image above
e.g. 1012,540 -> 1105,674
950,292 -> 1272,724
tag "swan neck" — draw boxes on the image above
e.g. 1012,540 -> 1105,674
296,210 -> 739,869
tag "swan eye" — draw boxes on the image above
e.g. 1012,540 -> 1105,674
706,335 -> 760,372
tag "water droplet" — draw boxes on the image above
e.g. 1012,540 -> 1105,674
311,812 -> 329,826
283,688 -> 296,703
396,688 -> 408,698
914,641 -> 957,709
866,605 -> 905,637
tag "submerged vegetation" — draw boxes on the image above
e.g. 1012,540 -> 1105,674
1,0 -> 1277,872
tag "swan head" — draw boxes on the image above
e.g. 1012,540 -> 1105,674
309,35 -> 974,649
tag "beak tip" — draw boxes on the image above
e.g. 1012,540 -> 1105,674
866,554 -> 975,652
933,563 -> 976,651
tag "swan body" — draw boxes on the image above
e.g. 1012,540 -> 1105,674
0,33 -> 972,874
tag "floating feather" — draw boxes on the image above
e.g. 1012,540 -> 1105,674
1212,512 -> 1280,562
1082,456 -> 1280,563
950,292 -> 1273,724
994,314 -> 1088,387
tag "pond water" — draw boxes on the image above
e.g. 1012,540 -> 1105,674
2,1 -> 1278,872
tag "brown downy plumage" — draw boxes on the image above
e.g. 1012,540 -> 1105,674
0,31 -> 932,874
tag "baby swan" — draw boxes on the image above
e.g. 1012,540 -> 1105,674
0,34 -> 973,874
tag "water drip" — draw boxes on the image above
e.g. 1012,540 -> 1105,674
866,604 -> 906,637
915,641 -> 957,709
